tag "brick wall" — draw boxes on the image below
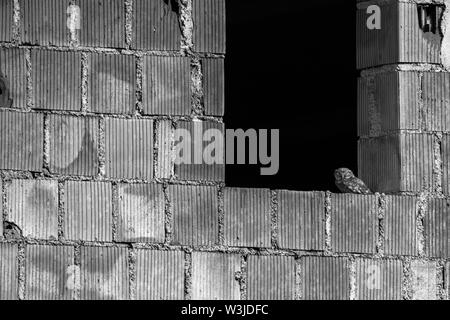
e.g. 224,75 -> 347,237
357,0 -> 450,195
0,0 -> 448,300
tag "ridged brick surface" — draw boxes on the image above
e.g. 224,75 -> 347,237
357,2 -> 442,69
356,1 -> 399,69
443,134 -> 450,196
135,250 -> 184,300
32,50 -> 82,111
89,53 -> 136,114
105,118 -> 154,180
79,0 -> 125,48
399,3 -> 442,64
247,255 -> 295,300
422,72 -> 450,132
64,181 -> 112,242
156,120 -> 173,179
400,133 -> 435,192
358,73 -> 399,137
80,246 -> 129,300
223,188 -> 271,248
424,198 -> 449,258
169,185 -> 218,246
203,58 -> 225,116
21,0 -> 69,46
278,191 -> 325,251
193,0 -> 226,53
411,261 -> 437,300
358,135 -> 400,193
0,111 -> 43,171
49,115 -> 99,176
26,245 -> 75,300
331,194 -> 378,254
358,72 -> 421,137
191,252 -> 240,300
358,133 -> 435,193
0,48 -> 27,109
302,256 -> 350,300
174,121 -> 225,181
355,259 -> 403,300
7,179 -> 58,239
0,0 -> 12,42
359,71 -> 450,136
116,183 -> 165,243
133,0 -> 181,51
143,56 -> 190,115
0,243 -> 18,300
384,195 -> 417,256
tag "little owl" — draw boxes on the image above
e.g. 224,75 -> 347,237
334,168 -> 372,194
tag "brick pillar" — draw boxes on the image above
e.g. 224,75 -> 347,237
357,0 -> 450,195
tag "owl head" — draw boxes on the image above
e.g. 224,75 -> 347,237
334,168 -> 355,182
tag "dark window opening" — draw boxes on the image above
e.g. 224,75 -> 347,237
417,4 -> 444,35
225,0 -> 357,191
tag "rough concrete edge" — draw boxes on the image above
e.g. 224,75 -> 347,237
416,191 -> 429,257
12,0 -> 20,43
349,257 -> 358,300
361,63 -> 450,76
111,182 -> 119,242
163,183 -> 173,244
239,254 -> 247,300
418,72 -> 427,132
377,193 -> 387,256
25,48 -> 32,110
135,54 -> 144,115
217,184 -> 225,245
294,257 -> 302,300
125,0 -> 133,49
325,191 -> 332,254
441,0 -> 450,69
402,258 -> 413,299
433,133 -> 444,195
81,52 -> 88,112
73,244 -> 81,300
17,241 -> 25,300
190,57 -> 204,116
98,117 -> 106,177
67,0 -> 80,48
437,259 -> 446,299
152,119 -> 159,180
128,246 -> 136,300
184,249 -> 192,300
0,176 -> 3,240
179,0 -> 194,52
57,180 -> 65,241
43,113 -> 50,172
270,190 -> 279,249
445,261 -> 450,299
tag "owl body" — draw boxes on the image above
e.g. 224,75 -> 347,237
3,221 -> 23,240
334,168 -> 372,195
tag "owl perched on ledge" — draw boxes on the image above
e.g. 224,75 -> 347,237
334,168 -> 372,195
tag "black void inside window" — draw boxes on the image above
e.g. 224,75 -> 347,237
225,0 -> 357,192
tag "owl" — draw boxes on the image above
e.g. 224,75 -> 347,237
3,221 -> 23,240
334,168 -> 372,195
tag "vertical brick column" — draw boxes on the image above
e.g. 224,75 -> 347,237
357,0 -> 450,195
